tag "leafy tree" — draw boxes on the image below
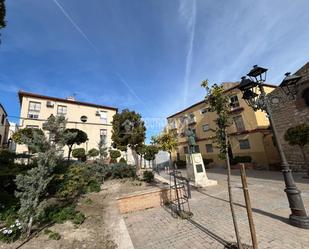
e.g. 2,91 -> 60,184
144,145 -> 159,168
98,136 -> 108,159
284,123 -> 309,177
136,144 -> 147,168
111,109 -> 146,172
109,149 -> 121,163
152,132 -> 177,169
12,128 -> 46,165
15,115 -> 65,237
72,148 -> 86,161
201,80 -> 242,248
62,128 -> 88,162
88,148 -> 99,160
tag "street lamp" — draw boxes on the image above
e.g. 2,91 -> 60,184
238,65 -> 309,229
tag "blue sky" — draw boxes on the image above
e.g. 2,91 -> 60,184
1,0 -> 309,142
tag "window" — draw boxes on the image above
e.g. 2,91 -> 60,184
205,144 -> 213,153
188,113 -> 196,123
192,128 -> 196,135
194,145 -> 200,153
26,125 -> 39,129
28,101 -> 41,119
230,95 -> 240,109
202,124 -> 210,132
233,115 -> 245,132
100,111 -> 107,124
100,129 -> 107,141
57,105 -> 67,116
239,139 -> 250,149
184,146 -> 188,154
200,108 -> 207,115
1,114 -> 4,125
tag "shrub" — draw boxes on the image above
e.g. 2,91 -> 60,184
110,163 -> 136,179
110,158 -> 117,164
143,171 -> 154,183
72,212 -> 86,225
85,180 -> 101,193
0,150 -> 16,164
109,150 -> 121,160
44,204 -> 85,225
119,157 -> 127,163
49,231 -> 61,240
88,148 -> 99,159
72,148 -> 86,161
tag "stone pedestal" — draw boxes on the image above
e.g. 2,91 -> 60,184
186,153 -> 217,188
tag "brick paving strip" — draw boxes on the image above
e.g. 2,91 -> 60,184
124,169 -> 309,249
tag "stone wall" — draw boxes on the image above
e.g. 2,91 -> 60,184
269,62 -> 309,171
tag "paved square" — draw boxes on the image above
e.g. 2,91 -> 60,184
124,169 -> 309,249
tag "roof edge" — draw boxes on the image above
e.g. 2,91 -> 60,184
18,90 -> 118,112
167,83 -> 277,119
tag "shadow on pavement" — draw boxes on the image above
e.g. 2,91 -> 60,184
207,168 -> 309,185
187,218 -> 229,248
196,189 -> 290,225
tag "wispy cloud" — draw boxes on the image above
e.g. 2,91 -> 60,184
179,0 -> 196,106
52,0 -> 99,53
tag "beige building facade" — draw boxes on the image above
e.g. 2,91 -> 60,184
269,62 -> 309,171
167,83 -> 281,169
16,91 -> 117,157
0,103 -> 10,148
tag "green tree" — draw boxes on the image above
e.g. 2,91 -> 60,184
144,145 -> 159,168
72,148 -> 86,161
62,128 -> 88,162
111,109 -> 146,172
98,136 -> 108,160
201,80 -> 242,249
153,132 -> 177,169
284,123 -> 309,177
88,148 -> 99,160
109,149 -> 121,163
15,115 -> 65,237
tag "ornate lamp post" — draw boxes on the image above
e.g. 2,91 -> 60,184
238,65 -> 309,229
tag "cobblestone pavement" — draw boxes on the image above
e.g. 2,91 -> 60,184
124,169 -> 309,249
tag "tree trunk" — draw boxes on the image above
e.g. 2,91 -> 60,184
225,133 -> 242,249
300,146 -> 309,177
27,216 -> 33,238
131,149 -> 140,175
67,145 -> 72,163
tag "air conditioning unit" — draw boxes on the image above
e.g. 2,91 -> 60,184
46,101 -> 54,107
95,111 -> 100,116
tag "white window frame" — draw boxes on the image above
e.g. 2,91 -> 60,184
202,124 -> 210,132
200,108 -> 207,115
100,111 -> 107,124
100,129 -> 107,141
57,105 -> 67,116
28,101 -> 41,119
230,95 -> 240,109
